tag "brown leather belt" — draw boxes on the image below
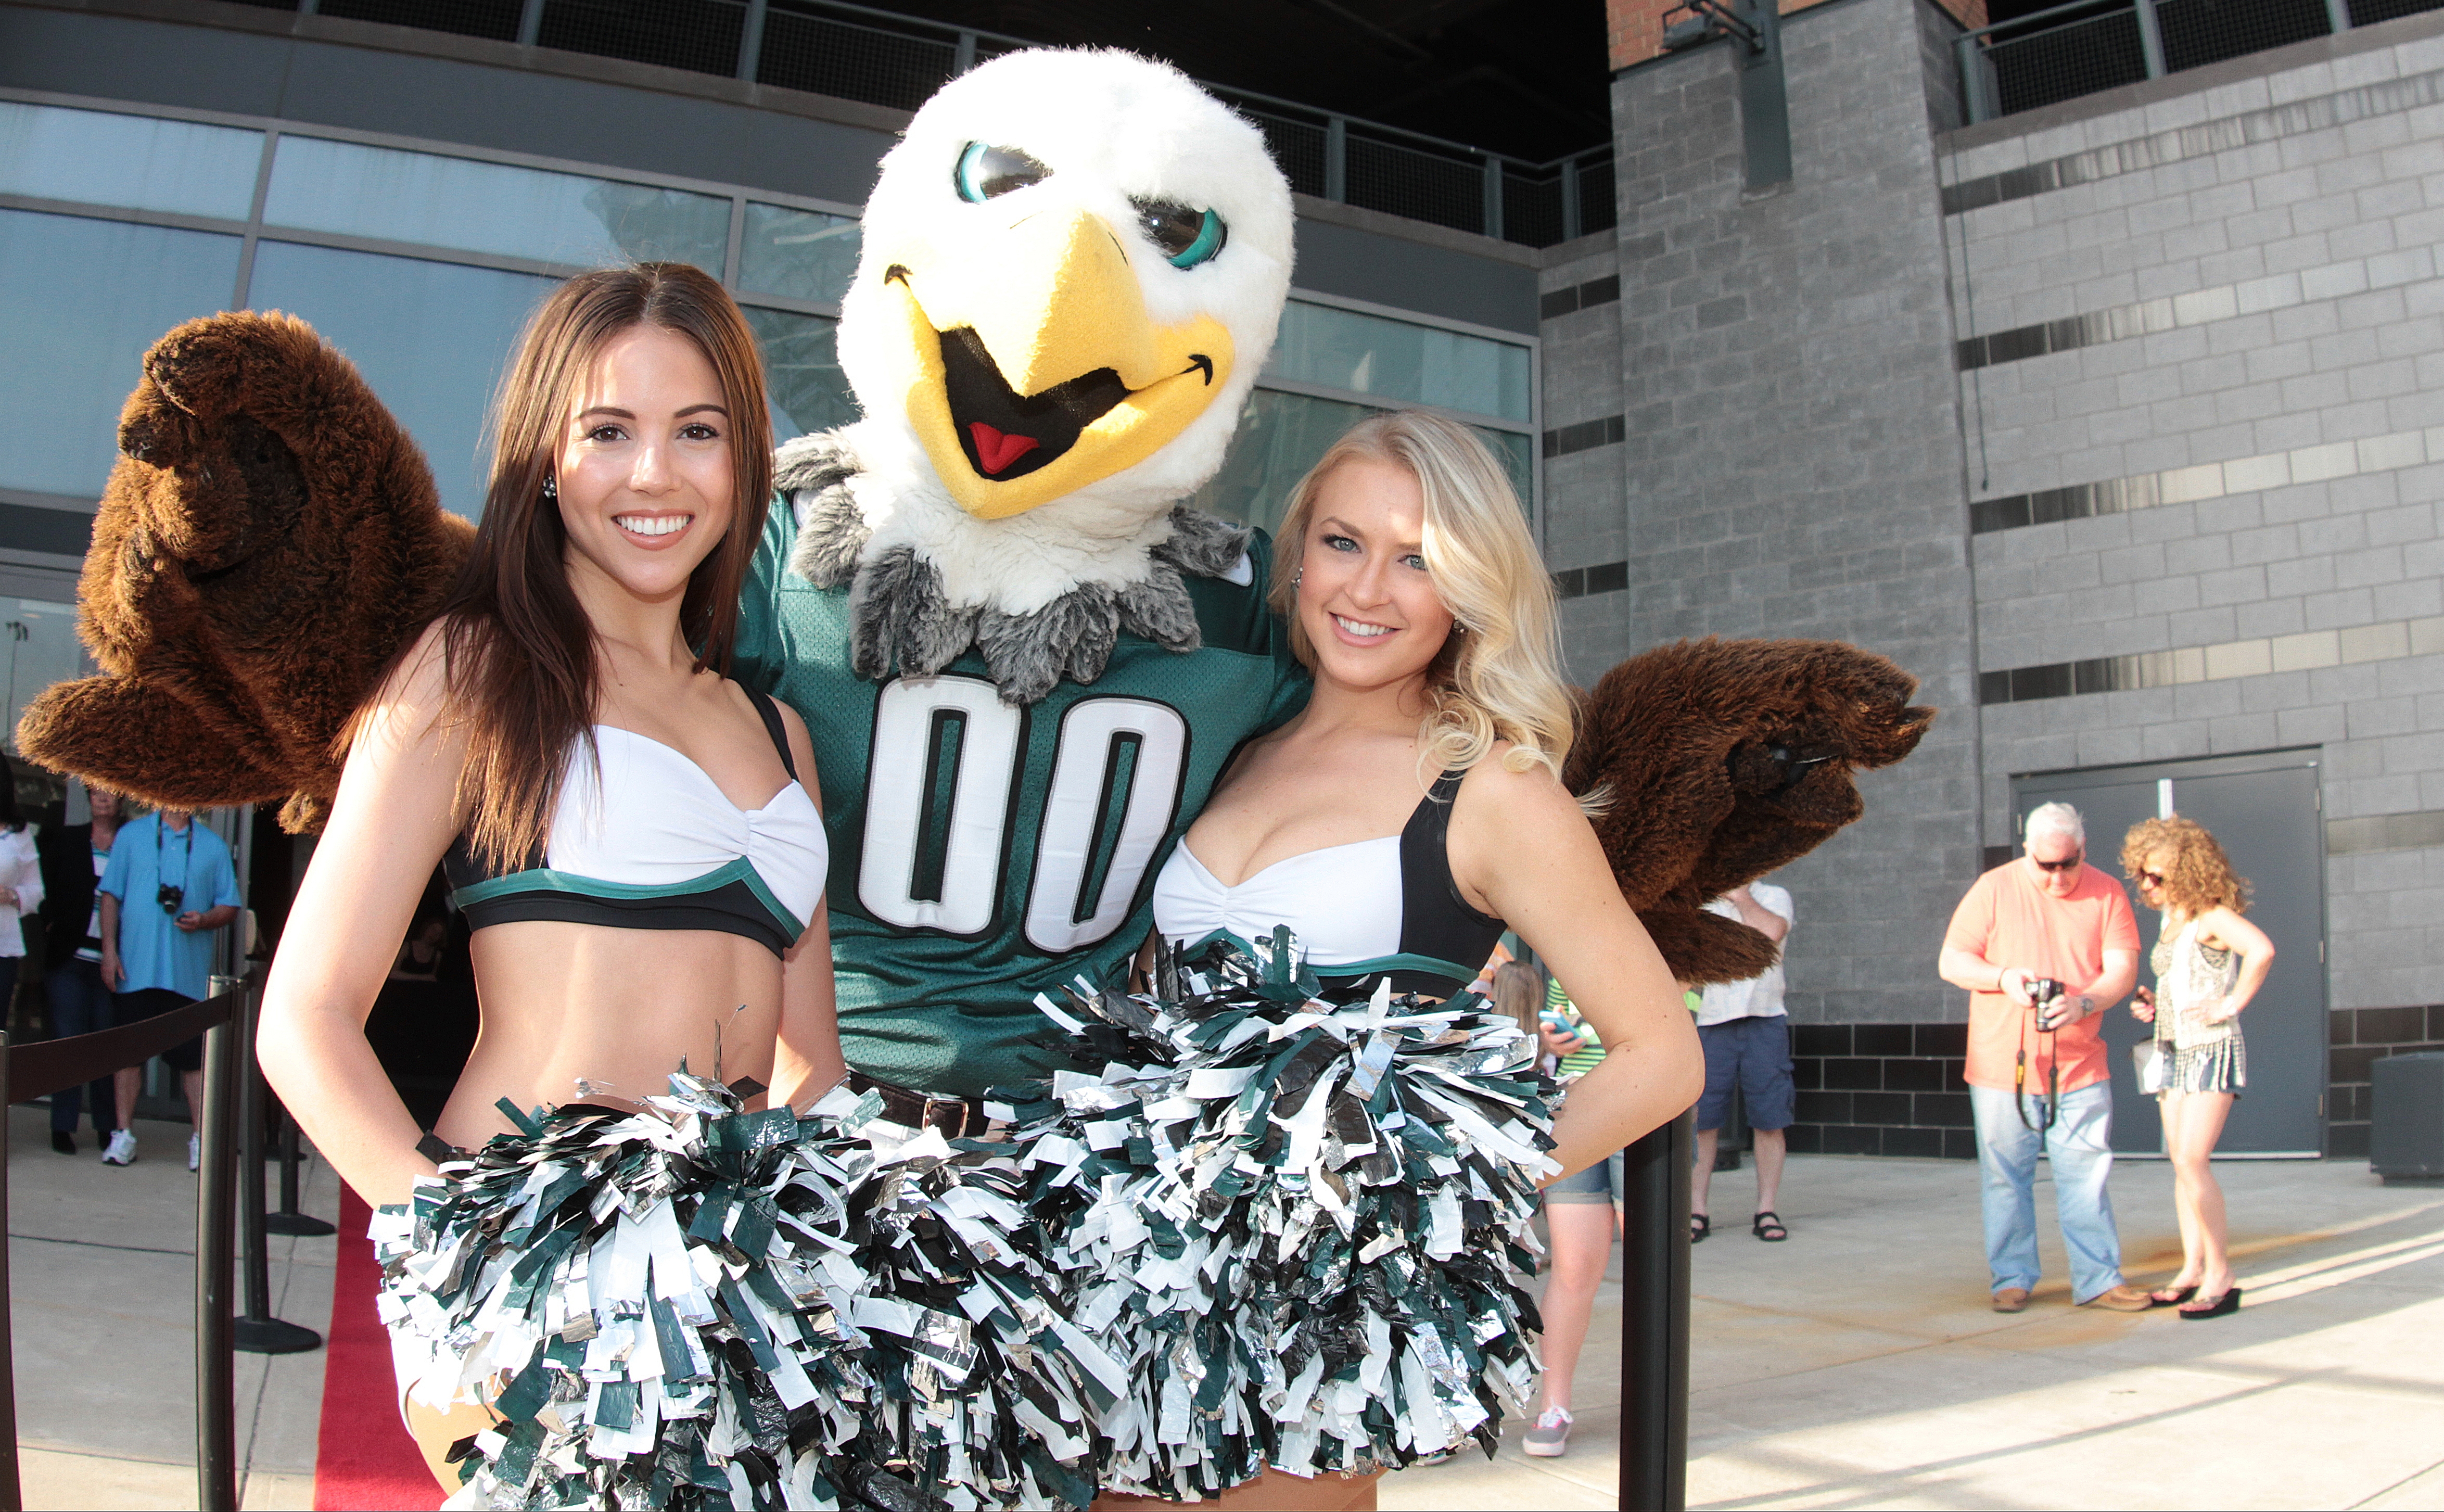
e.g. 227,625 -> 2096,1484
845,1072 -> 995,1139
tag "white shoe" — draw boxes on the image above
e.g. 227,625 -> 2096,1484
188,1132 -> 201,1172
102,1129 -> 137,1166
1523,1405 -> 1572,1457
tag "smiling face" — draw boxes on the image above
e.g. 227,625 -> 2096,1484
835,49 -> 1294,520
553,323 -> 735,607
1294,458 -> 1456,696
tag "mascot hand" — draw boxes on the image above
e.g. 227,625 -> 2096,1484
1566,638 -> 1934,986
17,311 -> 473,832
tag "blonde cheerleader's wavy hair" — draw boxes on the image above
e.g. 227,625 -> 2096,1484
1267,410 -> 1576,787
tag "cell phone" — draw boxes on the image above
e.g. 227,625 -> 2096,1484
1540,1011 -> 1572,1034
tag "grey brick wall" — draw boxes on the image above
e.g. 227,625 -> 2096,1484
1559,0 -> 1984,1023
1951,15 -> 2444,1012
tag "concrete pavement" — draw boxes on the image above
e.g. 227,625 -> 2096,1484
8,1102 -> 2444,1509
1385,1151 -> 2444,1510
7,1104 -> 336,1511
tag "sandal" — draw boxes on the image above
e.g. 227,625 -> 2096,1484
2179,1286 -> 2242,1320
1690,1213 -> 1711,1243
1752,1211 -> 1788,1242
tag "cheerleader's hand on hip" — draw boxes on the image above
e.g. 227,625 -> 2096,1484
2204,995 -> 2243,1023
2131,986 -> 2156,1023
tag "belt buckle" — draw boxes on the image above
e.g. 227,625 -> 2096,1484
923,1097 -> 975,1139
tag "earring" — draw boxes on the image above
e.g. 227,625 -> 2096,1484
1293,568 -> 1303,591
542,474 -> 558,502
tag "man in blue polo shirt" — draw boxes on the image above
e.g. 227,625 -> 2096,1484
97,808 -> 241,1169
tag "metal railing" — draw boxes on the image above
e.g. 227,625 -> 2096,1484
0,970 -> 316,1510
1957,0 -> 2444,122
274,0 -> 1614,246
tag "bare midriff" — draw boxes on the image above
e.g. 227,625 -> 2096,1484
434,919 -> 784,1149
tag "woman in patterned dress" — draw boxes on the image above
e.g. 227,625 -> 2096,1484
2121,816 -> 2274,1320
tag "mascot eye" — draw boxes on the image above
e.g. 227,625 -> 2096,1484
954,142 -> 1050,202
1132,198 -> 1227,268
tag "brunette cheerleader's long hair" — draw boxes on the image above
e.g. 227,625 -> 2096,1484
365,264 -> 773,871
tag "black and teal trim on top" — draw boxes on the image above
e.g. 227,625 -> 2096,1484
448,856 -> 807,958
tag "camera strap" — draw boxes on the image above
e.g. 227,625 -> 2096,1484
2014,1007 -> 2060,1136
157,817 -> 192,905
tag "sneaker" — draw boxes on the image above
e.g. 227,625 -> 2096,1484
102,1129 -> 137,1166
1522,1406 -> 1572,1457
188,1132 -> 202,1172
51,1130 -> 75,1155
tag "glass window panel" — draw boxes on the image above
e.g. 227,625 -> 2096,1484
0,210 -> 241,498
0,103 -> 263,221
1189,389 -> 1379,540
247,242 -> 553,518
1,597 -> 93,752
1193,390 -> 1533,541
743,307 -> 859,443
262,136 -> 729,272
737,204 -> 861,308
1267,299 -> 1531,423
1480,427 -> 1533,512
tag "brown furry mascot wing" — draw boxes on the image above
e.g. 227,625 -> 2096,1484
1565,638 -> 1934,986
17,311 -> 472,832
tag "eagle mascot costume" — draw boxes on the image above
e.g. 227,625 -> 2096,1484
22,48 -> 1929,1512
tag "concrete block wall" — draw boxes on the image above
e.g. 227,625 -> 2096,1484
1946,9 -> 2444,1013
1555,0 -> 1983,1023
1538,233 -> 1628,577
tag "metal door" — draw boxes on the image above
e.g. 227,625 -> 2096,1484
2013,751 -> 2326,1156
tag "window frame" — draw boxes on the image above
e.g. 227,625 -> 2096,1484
0,84 -> 1543,540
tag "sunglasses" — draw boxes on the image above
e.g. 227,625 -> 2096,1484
2136,869 -> 2166,887
2031,854 -> 2083,872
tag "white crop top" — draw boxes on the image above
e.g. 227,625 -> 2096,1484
1152,836 -> 1405,967
446,707 -> 829,958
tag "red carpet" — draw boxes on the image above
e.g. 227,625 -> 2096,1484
313,1186 -> 443,1510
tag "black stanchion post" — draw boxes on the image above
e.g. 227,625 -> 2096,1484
1619,1106 -> 1693,1512
196,983 -> 240,1512
0,1031 -> 23,1512
234,977 -> 321,1353
264,1100 -> 334,1238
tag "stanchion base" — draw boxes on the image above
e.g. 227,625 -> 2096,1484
233,1316 -> 323,1355
262,1212 -> 337,1237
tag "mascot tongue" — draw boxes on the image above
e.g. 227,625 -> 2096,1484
967,421 -> 1041,475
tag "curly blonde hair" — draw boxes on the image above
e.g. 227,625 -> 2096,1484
1268,410 -> 1573,785
2121,815 -> 2250,915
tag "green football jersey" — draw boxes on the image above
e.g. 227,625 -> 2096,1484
734,501 -> 1312,1098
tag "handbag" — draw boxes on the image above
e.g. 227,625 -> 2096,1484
2132,1036 -> 2168,1095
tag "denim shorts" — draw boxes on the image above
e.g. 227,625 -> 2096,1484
1697,1013 -> 1795,1132
1544,1149 -> 1625,1205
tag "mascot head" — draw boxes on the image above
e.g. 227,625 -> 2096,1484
836,48 -> 1294,523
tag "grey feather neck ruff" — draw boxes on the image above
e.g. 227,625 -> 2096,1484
777,432 -> 1254,706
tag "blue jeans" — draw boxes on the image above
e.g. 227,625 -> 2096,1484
1970,1081 -> 2123,1302
46,958 -> 116,1134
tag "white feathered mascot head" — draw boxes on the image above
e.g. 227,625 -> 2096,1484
781,48 -> 1296,703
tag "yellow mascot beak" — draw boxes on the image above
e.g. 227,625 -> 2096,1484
885,208 -> 1234,519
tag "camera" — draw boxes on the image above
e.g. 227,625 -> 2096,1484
2029,976 -> 2068,1028
158,882 -> 184,916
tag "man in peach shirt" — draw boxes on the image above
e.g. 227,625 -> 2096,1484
1940,802 -> 2150,1313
